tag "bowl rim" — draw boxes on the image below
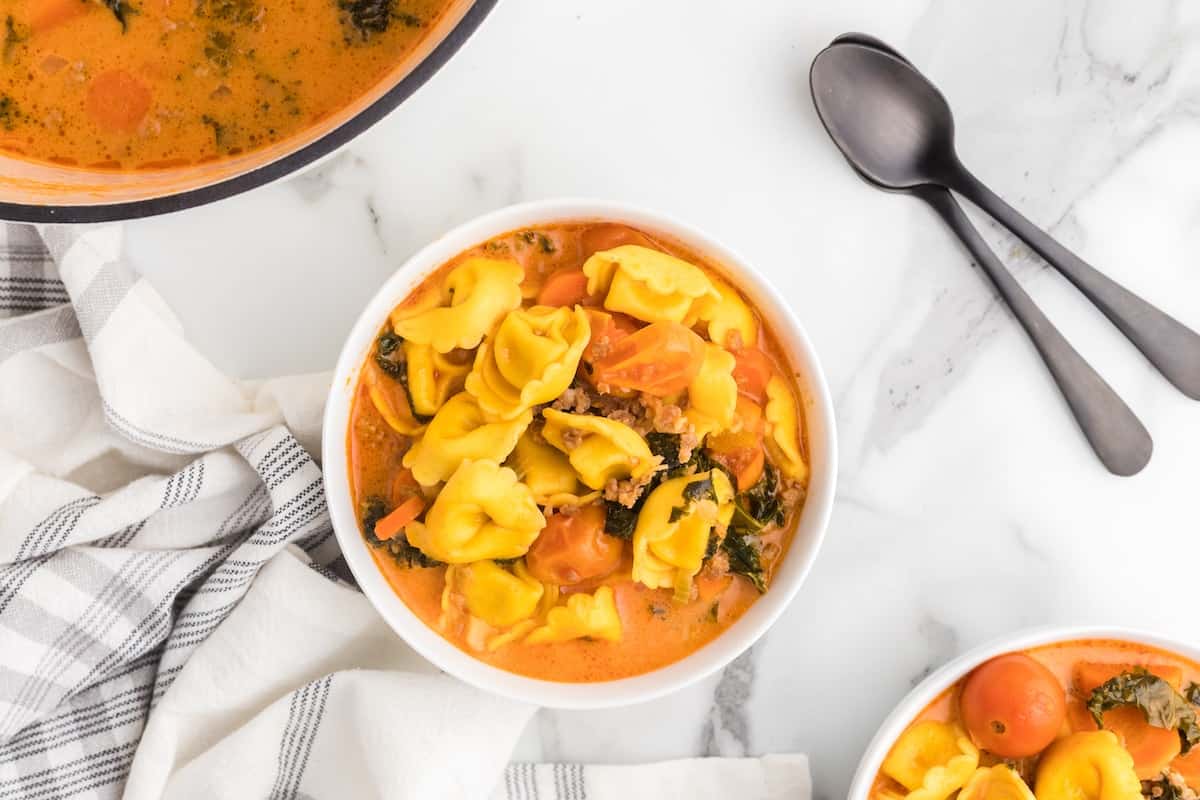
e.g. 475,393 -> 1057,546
846,624 -> 1200,799
320,198 -> 839,709
0,0 -> 498,224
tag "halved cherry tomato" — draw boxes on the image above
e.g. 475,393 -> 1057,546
583,309 -> 639,364
526,505 -> 622,585
580,223 -> 655,257
86,70 -> 152,133
537,268 -> 590,307
373,495 -> 425,541
591,321 -> 706,396
706,430 -> 765,492
959,653 -> 1067,758
731,347 -> 775,403
1070,662 -> 1186,779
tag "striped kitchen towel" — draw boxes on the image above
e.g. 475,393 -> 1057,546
0,223 -> 810,800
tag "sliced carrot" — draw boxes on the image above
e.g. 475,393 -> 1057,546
731,347 -> 775,403
1073,662 -> 1183,693
373,495 -> 425,541
86,70 -> 151,133
582,309 -> 639,364
536,269 -> 590,307
1172,747 -> 1200,790
1069,663 -> 1187,780
591,321 -> 706,396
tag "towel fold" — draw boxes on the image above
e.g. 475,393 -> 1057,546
0,223 -> 810,800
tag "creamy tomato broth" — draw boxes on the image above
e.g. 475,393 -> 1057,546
0,0 -> 452,168
872,639 -> 1200,800
346,222 -> 811,682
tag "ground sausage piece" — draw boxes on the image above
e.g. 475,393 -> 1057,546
602,464 -> 661,508
560,427 -> 586,450
552,383 -> 593,414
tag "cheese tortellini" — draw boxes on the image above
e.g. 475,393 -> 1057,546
689,271 -> 758,349
466,305 -> 590,420
541,409 -> 658,490
1033,731 -> 1142,800
582,245 -> 718,325
525,586 -> 622,644
448,559 -> 544,628
391,257 -> 523,353
880,721 -> 978,800
405,460 -> 545,563
506,432 -> 599,507
402,393 -> 531,487
958,766 -> 1035,800
632,469 -> 734,599
404,341 -> 471,417
764,375 -> 808,482
687,344 -> 738,436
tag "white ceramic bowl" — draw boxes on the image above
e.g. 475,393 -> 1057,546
847,625 -> 1200,799
322,198 -> 838,708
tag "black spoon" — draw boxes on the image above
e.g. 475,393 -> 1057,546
811,34 -> 1154,475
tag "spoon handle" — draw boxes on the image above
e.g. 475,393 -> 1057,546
915,185 -> 1152,476
946,164 -> 1200,399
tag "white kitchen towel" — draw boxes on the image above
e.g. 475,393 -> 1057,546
0,223 -> 811,800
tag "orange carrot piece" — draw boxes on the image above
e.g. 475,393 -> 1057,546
86,70 -> 151,133
373,495 -> 424,541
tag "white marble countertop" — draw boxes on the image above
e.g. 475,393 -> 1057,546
119,1 -> 1200,796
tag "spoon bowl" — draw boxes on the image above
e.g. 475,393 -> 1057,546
810,43 -> 956,189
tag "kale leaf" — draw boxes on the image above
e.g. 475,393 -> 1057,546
338,0 -> 421,40
373,331 -> 431,423
101,0 -> 136,31
1142,777 -> 1185,800
729,463 -> 784,538
1087,669 -> 1200,753
360,496 -> 440,568
646,432 -> 682,472
1187,682 -> 1200,706
603,501 -> 638,540
720,528 -> 766,593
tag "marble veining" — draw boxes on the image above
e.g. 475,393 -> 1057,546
119,0 -> 1200,796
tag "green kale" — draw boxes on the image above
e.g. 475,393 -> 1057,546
3,16 -> 26,64
703,531 -> 719,561
338,0 -> 421,40
729,464 -> 784,536
101,0 -> 137,31
204,29 -> 236,73
720,528 -> 766,593
360,496 -> 440,568
681,474 -> 716,504
1187,682 -> 1200,706
195,0 -> 258,24
1087,669 -> 1200,753
646,432 -> 682,471
373,331 -> 431,423
518,230 -> 555,253
603,501 -> 638,540
0,95 -> 18,131
200,114 -> 228,149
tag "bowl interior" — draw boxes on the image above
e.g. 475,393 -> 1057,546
846,626 -> 1200,799
321,199 -> 839,708
0,0 -> 484,222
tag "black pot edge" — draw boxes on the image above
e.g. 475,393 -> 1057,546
0,0 -> 499,225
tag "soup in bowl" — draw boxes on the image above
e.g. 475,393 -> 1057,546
322,200 -> 836,707
850,628 -> 1200,800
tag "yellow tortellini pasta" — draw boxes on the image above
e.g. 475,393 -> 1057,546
689,272 -> 758,349
1033,731 -> 1142,800
447,559 -> 544,628
525,585 -> 622,644
881,721 -> 978,800
540,409 -> 658,490
764,375 -> 808,482
582,245 -> 718,325
631,469 -> 734,600
466,305 -> 590,420
390,257 -> 523,353
958,766 -> 1035,800
505,432 -> 599,507
366,373 -> 426,436
405,459 -> 545,563
402,393 -> 531,487
687,344 -> 738,437
404,341 -> 472,417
